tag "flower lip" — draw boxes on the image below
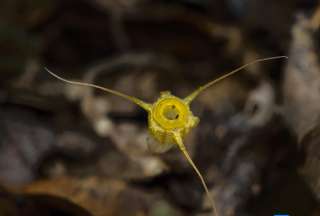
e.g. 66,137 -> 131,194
152,97 -> 189,130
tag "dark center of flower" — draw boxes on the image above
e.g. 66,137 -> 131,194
163,105 -> 180,120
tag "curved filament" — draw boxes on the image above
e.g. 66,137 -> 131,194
184,56 -> 288,104
173,132 -> 218,216
45,68 -> 151,111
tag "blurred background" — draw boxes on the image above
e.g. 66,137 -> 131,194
0,0 -> 320,216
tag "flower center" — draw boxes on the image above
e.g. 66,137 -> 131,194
163,105 -> 180,120
152,97 -> 188,130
